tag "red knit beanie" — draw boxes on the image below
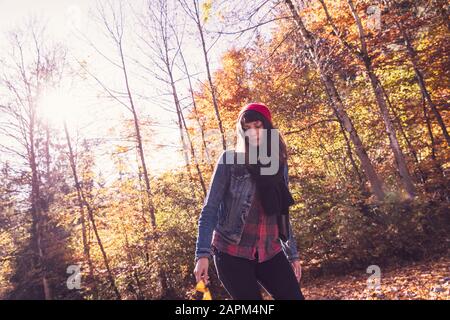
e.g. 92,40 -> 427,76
239,103 -> 272,123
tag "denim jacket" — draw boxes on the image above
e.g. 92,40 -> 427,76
194,149 -> 300,263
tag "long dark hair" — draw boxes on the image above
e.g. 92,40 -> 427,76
239,109 -> 288,166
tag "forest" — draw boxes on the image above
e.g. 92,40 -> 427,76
0,0 -> 448,300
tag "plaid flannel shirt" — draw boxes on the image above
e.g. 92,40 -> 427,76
212,189 -> 282,263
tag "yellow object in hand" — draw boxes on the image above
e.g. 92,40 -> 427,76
195,279 -> 212,300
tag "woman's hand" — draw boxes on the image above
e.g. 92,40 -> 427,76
290,260 -> 302,282
194,257 -> 210,286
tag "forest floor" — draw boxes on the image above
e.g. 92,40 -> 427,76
199,255 -> 449,300
296,256 -> 449,300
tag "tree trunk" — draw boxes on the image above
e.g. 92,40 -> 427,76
284,0 -> 386,200
64,121 -> 121,299
121,220 -> 144,299
392,13 -> 450,146
63,121 -> 95,291
168,71 -> 197,198
118,43 -> 157,229
422,99 -> 445,178
29,109 -> 52,300
337,112 -> 365,187
165,13 -> 208,197
346,0 -> 416,198
182,66 -> 214,172
192,0 -> 227,150
178,38 -> 214,178
168,70 -> 207,198
380,85 -> 426,184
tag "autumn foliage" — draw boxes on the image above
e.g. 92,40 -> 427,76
0,0 -> 448,300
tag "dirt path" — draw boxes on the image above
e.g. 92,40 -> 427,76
299,256 -> 449,300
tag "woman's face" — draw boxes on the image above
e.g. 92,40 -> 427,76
243,120 -> 264,146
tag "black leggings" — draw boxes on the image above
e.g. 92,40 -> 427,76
213,248 -> 305,300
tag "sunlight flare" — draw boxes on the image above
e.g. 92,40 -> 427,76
38,87 -> 81,124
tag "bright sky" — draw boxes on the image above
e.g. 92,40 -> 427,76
0,0 -> 274,182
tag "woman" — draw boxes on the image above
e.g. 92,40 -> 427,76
193,103 -> 304,300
